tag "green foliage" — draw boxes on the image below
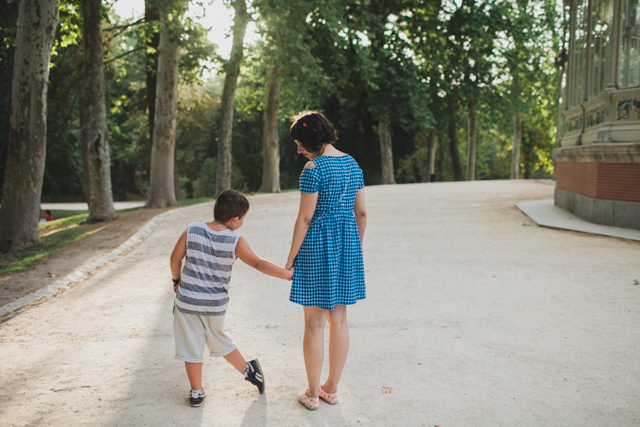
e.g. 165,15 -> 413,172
0,0 -> 566,206
192,157 -> 218,197
50,0 -> 81,60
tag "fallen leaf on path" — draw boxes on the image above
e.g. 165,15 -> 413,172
51,385 -> 90,392
382,386 -> 392,394
47,272 -> 56,277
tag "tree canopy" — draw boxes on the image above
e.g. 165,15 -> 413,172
0,0 -> 564,204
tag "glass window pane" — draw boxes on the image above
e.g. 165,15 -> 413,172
619,0 -> 640,88
569,0 -> 589,107
588,0 -> 613,99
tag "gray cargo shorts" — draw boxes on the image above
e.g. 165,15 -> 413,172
173,308 -> 236,363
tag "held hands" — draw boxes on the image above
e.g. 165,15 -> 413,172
284,258 -> 295,281
285,258 -> 295,271
284,268 -> 294,281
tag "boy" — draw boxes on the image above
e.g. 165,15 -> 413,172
170,190 -> 293,407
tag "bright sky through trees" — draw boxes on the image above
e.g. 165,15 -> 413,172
110,0 -> 260,60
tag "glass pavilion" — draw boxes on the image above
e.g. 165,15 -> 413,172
556,0 -> 640,230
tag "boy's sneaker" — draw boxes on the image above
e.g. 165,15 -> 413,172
189,388 -> 205,407
243,359 -> 265,393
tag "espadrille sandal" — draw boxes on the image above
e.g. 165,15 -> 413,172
319,385 -> 339,404
297,389 -> 319,410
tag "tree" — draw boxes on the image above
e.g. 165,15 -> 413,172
466,93 -> 477,181
216,0 -> 250,196
0,0 -> 60,251
79,0 -> 117,222
146,7 -> 183,208
252,0 -> 329,192
378,119 -> 396,184
145,0 -> 160,147
501,0 -> 560,180
258,65 -> 282,192
426,128 -> 436,182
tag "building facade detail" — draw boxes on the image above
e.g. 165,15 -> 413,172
556,0 -> 640,230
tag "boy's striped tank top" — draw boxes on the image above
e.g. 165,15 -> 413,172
174,222 -> 240,316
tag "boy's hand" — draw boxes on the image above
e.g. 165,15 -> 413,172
285,268 -> 294,281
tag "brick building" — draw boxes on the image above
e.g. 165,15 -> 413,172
556,0 -> 640,230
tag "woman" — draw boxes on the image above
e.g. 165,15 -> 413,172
285,111 -> 367,410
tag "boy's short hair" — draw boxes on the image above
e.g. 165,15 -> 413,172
214,190 -> 250,223
290,110 -> 338,153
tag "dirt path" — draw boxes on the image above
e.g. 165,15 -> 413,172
0,207 -> 173,307
0,181 -> 638,426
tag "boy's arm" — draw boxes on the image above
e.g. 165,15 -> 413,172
170,229 -> 188,292
236,236 -> 294,280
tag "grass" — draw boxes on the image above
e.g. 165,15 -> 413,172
0,227 -> 90,277
4,198 -> 214,279
39,214 -> 89,232
40,209 -> 88,220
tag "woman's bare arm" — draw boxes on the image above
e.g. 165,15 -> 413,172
353,188 -> 367,244
286,191 -> 319,269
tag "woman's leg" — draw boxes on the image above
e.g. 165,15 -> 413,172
323,305 -> 349,394
303,306 -> 327,398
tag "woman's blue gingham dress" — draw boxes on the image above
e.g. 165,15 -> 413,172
290,155 -> 366,310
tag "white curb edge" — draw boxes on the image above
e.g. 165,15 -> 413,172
0,202 -> 213,321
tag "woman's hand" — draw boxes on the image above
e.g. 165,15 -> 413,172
285,258 -> 295,271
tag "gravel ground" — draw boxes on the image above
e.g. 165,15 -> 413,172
0,180 -> 638,427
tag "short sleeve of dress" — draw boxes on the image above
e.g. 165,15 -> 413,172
357,167 -> 365,190
299,167 -> 320,193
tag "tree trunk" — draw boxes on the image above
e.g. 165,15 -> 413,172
79,0 -> 117,223
146,16 -> 181,208
465,94 -> 477,181
362,107 -> 380,184
378,120 -> 395,185
447,101 -> 464,181
174,156 -> 184,201
216,0 -> 249,196
426,128 -> 436,182
511,111 -> 522,179
1,44 -> 16,182
0,0 -> 59,252
145,0 -> 160,148
258,65 -> 282,193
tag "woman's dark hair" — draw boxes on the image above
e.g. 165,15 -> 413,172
45,210 -> 52,215
290,111 -> 338,153
214,190 -> 250,223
